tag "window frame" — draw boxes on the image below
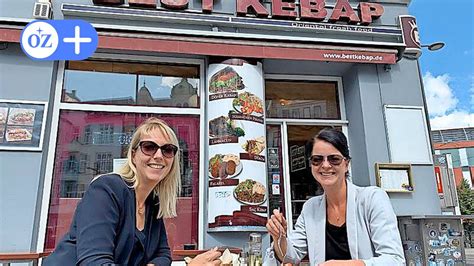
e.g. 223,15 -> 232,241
37,54 -> 207,252
264,74 -> 349,231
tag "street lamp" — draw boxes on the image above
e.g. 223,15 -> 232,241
421,42 -> 445,51
413,41 -> 445,156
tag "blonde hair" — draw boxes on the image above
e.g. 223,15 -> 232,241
118,117 -> 181,218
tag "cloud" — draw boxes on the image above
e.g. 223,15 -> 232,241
430,111 -> 474,130
423,72 -> 458,116
424,73 -> 474,129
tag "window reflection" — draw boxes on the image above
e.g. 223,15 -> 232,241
136,76 -> 199,107
265,80 -> 340,119
62,60 -> 200,108
45,111 -> 200,254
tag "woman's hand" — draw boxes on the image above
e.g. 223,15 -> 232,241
266,209 -> 287,240
266,209 -> 288,260
188,247 -> 222,266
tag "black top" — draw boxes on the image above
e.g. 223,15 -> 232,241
325,220 -> 351,261
43,174 -> 172,266
130,229 -> 147,265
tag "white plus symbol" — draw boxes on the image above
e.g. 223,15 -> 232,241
63,26 -> 92,55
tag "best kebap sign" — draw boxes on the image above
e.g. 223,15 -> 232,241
93,0 -> 384,25
0,100 -> 47,151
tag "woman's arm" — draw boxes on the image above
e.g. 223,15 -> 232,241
75,177 -> 121,265
267,209 -> 288,261
284,209 -> 310,264
268,206 -> 309,265
362,189 -> 405,266
148,218 -> 172,265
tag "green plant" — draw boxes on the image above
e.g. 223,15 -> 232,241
457,178 -> 474,215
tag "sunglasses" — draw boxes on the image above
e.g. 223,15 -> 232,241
137,141 -> 178,158
309,154 -> 346,166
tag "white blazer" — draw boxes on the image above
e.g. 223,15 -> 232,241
282,181 -> 405,266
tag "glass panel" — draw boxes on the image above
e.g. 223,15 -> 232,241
286,125 -> 341,226
466,148 -> 474,165
440,149 -> 461,168
62,60 -> 200,108
45,110 -> 200,260
265,80 -> 340,119
266,125 -> 286,218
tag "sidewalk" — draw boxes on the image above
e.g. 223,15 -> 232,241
467,248 -> 474,265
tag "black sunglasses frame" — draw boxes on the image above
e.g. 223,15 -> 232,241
137,141 -> 178,158
309,154 -> 346,167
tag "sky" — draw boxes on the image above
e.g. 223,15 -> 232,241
409,0 -> 474,130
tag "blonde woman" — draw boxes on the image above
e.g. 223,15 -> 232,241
44,118 -> 181,265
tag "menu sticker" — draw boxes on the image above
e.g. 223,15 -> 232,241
0,100 -> 47,151
0,107 -> 7,124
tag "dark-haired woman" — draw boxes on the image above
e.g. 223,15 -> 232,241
266,128 -> 405,266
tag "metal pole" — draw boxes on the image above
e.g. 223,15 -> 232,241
415,59 -> 435,156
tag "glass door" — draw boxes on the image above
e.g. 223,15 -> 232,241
266,124 -> 342,227
285,125 -> 326,226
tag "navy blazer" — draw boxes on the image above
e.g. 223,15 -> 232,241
43,174 -> 172,265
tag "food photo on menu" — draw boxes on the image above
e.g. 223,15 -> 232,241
232,92 -> 264,116
0,128 -> 4,143
241,136 -> 266,155
0,107 -> 7,124
209,153 -> 242,179
7,108 -> 35,126
208,66 -> 245,93
209,115 -> 245,138
233,179 -> 266,206
5,126 -> 33,142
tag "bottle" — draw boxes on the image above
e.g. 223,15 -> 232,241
248,233 -> 262,266
252,249 -> 262,266
239,251 -> 248,266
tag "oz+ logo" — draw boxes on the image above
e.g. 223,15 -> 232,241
21,21 -> 58,59
21,20 -> 98,61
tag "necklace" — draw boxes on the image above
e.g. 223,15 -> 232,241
328,204 -> 344,223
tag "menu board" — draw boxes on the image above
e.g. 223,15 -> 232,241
375,163 -> 414,192
207,61 -> 268,231
0,100 -> 47,151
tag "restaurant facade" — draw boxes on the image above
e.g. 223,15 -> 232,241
0,0 -> 453,264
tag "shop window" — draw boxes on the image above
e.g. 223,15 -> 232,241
45,110 -> 200,260
95,152 -> 113,174
78,153 -> 88,174
61,60 -> 200,108
265,80 -> 340,119
83,125 -> 92,144
94,124 -> 114,145
63,153 -> 79,174
439,149 -> 461,168
466,148 -> 474,165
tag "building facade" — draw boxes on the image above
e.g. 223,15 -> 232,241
0,0 -> 444,262
433,127 -> 474,187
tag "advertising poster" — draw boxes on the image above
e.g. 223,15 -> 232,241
0,100 -> 47,151
207,61 -> 268,231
